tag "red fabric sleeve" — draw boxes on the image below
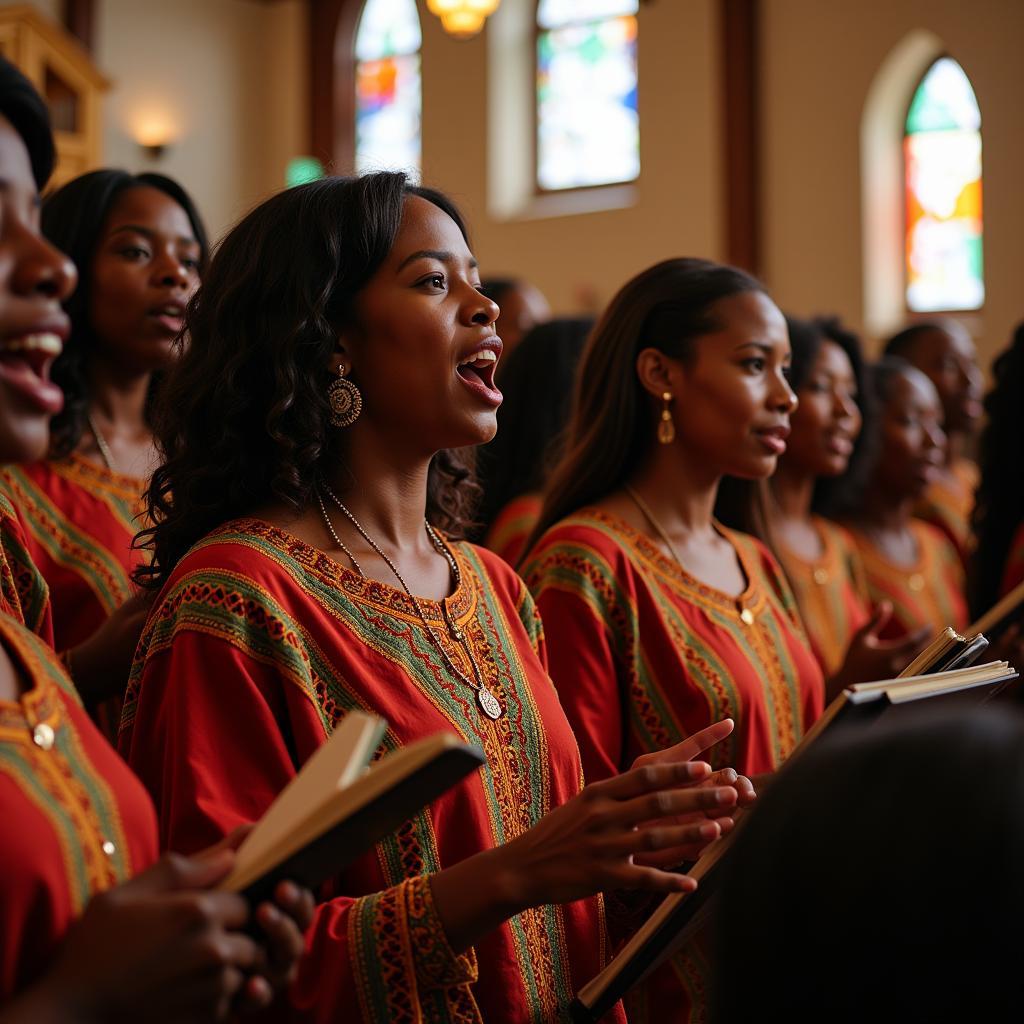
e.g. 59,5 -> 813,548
530,584 -> 624,784
121,630 -> 477,1023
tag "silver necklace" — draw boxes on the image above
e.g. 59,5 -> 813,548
86,413 -> 116,473
316,486 -> 504,720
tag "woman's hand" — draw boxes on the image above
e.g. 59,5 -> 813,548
236,880 -> 316,1013
629,719 -> 756,867
829,602 -> 931,700
197,825 -> 316,1014
4,850 -> 255,1024
431,759 -> 738,953
1,846 -> 315,1024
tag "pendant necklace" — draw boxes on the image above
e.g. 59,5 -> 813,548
316,486 -> 504,720
624,484 -> 756,627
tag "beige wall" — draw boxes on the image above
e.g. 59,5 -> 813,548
22,0 -> 1020,368
422,0 -> 723,316
421,0 -> 1018,367
760,0 -> 1021,367
93,0 -> 307,242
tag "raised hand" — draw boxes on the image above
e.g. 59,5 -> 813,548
431,759 -> 738,953
829,602 -> 932,699
629,719 -> 756,867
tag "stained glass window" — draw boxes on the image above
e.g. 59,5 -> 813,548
536,0 -> 639,191
354,0 -> 421,178
904,57 -> 983,312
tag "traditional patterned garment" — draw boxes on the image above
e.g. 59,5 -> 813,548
484,492 -> 542,568
522,508 -> 825,1024
914,457 -> 979,569
1000,522 -> 1024,598
847,520 -> 968,640
0,456 -> 146,652
0,489 -> 53,645
0,610 -> 158,998
776,517 -> 872,679
119,518 -> 624,1024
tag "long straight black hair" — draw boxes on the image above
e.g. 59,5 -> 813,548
527,258 -> 764,549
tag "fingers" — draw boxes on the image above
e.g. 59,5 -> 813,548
255,899 -> 306,974
236,974 -> 275,1015
125,849 -> 237,894
589,761 -> 712,803
606,819 -> 722,858
273,880 -> 316,932
657,719 -> 735,764
614,781 -> 737,828
612,864 -> 698,895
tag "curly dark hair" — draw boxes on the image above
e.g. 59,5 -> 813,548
136,172 -> 480,591
971,323 -> 1024,617
41,169 -> 209,459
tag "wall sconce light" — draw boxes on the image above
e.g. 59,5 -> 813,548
426,0 -> 501,39
133,116 -> 176,160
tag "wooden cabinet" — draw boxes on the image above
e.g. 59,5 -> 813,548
0,5 -> 108,189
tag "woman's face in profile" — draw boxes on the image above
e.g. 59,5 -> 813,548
341,195 -> 503,454
0,115 -> 74,464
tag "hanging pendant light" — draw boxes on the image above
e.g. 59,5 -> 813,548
426,0 -> 501,39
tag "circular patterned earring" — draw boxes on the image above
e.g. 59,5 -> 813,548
327,364 -> 363,428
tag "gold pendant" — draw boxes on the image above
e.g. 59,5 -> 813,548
477,686 -> 503,720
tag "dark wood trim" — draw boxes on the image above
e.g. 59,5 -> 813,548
62,0 -> 96,53
719,0 -> 760,273
309,0 -> 362,170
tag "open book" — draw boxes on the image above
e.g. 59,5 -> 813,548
904,577 -> 1024,677
219,711 -> 484,902
569,658 -> 1018,1022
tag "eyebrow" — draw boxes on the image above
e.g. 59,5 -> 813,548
107,224 -> 199,247
396,248 -> 479,273
734,341 -> 773,354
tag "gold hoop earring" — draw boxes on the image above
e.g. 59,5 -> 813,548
658,391 -> 676,445
327,364 -> 362,428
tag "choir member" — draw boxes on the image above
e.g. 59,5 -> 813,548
884,320 -> 982,566
521,258 -> 823,1022
0,55 -> 310,1023
767,315 -> 927,691
0,169 -> 206,732
841,358 -> 968,638
477,316 -> 591,564
118,173 -> 751,1023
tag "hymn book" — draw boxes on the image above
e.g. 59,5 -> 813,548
219,710 -> 484,901
569,659 -> 1018,1022
898,578 -> 1024,678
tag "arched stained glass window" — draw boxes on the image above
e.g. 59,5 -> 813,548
904,57 -> 983,312
354,0 -> 421,178
536,0 -> 639,191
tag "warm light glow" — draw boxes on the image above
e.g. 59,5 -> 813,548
131,113 -> 177,149
426,0 -> 500,39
